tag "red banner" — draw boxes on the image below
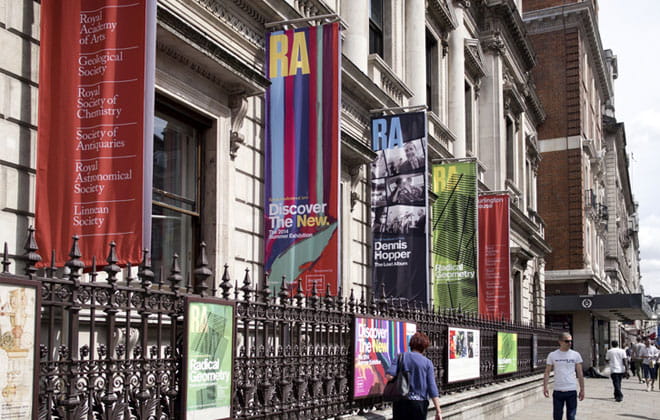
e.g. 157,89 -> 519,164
478,194 -> 510,319
36,1 -> 155,266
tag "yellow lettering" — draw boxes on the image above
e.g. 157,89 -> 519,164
269,34 -> 289,78
289,32 -> 310,76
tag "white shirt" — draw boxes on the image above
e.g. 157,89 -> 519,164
633,342 -> 645,359
605,347 -> 628,373
640,345 -> 660,365
547,349 -> 583,392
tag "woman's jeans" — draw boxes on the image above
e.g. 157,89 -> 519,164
553,390 -> 577,420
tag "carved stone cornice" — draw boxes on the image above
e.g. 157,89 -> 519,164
193,0 -> 266,47
482,0 -> 536,70
428,0 -> 458,31
157,5 -> 269,93
465,38 -> 486,79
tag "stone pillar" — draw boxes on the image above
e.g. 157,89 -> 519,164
405,0 -> 426,106
341,0 -> 370,73
448,1 -> 466,157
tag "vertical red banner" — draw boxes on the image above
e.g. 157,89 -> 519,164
478,194 -> 510,319
36,1 -> 155,266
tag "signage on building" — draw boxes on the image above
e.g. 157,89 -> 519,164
0,276 -> 40,420
478,194 -> 510,319
497,332 -> 518,374
183,297 -> 234,420
447,327 -> 480,383
36,0 -> 156,266
353,316 -> 416,399
370,111 -> 428,303
264,22 -> 341,295
431,160 -> 478,311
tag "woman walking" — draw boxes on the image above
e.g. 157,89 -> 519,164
385,332 -> 442,420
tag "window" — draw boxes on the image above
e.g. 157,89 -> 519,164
151,102 -> 206,277
426,31 -> 437,111
465,82 -> 473,154
369,0 -> 384,57
513,270 -> 522,323
506,116 -> 515,181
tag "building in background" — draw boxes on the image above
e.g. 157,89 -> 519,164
523,0 -> 652,369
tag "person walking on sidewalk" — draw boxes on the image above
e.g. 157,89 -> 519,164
605,340 -> 628,402
543,332 -> 585,420
385,332 -> 442,420
640,337 -> 659,391
633,336 -> 645,383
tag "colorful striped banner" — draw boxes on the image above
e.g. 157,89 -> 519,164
264,23 -> 340,295
431,161 -> 478,311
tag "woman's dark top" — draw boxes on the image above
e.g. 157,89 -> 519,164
386,351 -> 439,400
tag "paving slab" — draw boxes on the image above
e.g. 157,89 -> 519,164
509,376 -> 660,420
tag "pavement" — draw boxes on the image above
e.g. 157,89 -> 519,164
509,376 -> 660,419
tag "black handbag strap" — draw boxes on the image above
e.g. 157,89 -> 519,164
396,352 -> 406,374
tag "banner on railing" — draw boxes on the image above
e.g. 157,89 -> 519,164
0,276 -> 40,419
353,316 -> 416,398
497,332 -> 518,374
478,194 -> 510,319
370,111 -> 428,303
264,22 -> 341,295
431,161 -> 478,311
447,327 -> 480,383
183,297 -> 235,420
36,0 -> 156,266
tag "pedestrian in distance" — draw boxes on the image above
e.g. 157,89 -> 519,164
605,340 -> 628,402
639,337 -> 659,391
633,336 -> 645,383
385,331 -> 442,420
543,332 -> 585,420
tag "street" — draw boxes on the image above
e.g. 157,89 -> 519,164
509,376 -> 660,419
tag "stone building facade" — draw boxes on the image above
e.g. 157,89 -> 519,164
2,0 -> 555,327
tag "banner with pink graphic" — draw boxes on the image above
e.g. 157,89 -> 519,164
353,316 -> 416,398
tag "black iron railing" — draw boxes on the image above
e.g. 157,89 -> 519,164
1,228 -> 556,419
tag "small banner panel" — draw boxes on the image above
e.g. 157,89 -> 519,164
497,332 -> 518,374
478,194 -> 510,319
264,23 -> 340,295
36,0 -> 156,266
184,298 -> 234,420
370,111 -> 428,303
431,161 -> 478,311
447,327 -> 480,383
0,276 -> 41,419
353,316 -> 416,399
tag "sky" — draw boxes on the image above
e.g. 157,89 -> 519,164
598,1 -> 660,297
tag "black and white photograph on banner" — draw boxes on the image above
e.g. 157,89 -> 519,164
370,111 -> 428,304
387,174 -> 425,205
386,138 -> 425,174
372,179 -> 388,208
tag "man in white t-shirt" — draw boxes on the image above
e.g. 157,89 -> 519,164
639,337 -> 659,391
543,332 -> 585,420
605,340 -> 628,402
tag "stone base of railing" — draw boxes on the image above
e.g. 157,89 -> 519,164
340,373 -> 545,420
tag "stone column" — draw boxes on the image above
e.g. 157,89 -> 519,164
448,1 -> 467,157
405,0 -> 426,106
341,0 -> 370,73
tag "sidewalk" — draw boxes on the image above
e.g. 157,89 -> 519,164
509,376 -> 660,419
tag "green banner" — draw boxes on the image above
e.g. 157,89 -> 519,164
431,161 -> 477,311
185,299 -> 234,420
497,332 -> 518,374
